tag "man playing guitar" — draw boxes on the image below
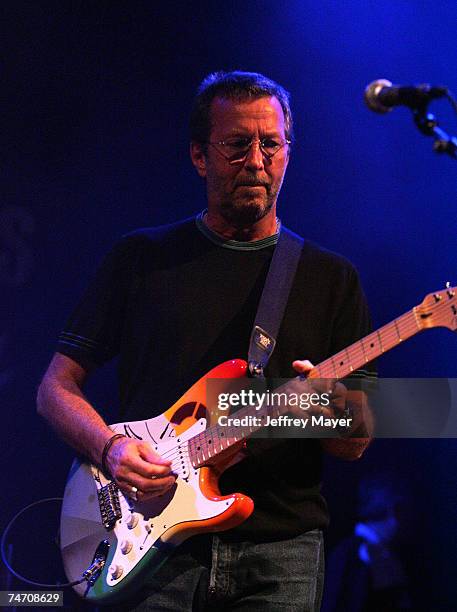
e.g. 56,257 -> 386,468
38,71 -> 375,611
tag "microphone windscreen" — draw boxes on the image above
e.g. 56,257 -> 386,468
364,79 -> 393,114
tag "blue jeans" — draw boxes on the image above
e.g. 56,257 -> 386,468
111,529 -> 324,611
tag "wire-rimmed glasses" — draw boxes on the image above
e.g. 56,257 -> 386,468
207,136 -> 291,163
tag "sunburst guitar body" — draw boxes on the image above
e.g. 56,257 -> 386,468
60,359 -> 253,604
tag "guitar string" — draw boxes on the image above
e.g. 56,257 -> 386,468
145,298 -> 456,467
156,314 -> 430,465
312,300 -> 453,378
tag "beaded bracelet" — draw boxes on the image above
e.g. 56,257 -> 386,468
101,433 -> 126,477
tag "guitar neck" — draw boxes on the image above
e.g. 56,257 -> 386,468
189,307 -> 424,467
309,307 -> 422,380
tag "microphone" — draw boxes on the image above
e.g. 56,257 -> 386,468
364,79 -> 448,114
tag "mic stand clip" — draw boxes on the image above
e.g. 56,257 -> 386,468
413,107 -> 457,161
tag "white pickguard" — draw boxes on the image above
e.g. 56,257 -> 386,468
89,415 -> 235,587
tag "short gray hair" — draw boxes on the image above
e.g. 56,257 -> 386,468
190,70 -> 293,147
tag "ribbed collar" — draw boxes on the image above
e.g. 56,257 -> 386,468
195,210 -> 280,251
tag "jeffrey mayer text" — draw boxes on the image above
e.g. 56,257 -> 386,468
217,414 -> 353,429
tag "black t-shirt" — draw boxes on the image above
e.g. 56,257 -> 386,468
57,215 -> 376,541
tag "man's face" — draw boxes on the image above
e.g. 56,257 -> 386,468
191,95 -> 290,226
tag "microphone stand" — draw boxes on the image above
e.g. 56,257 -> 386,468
412,105 -> 457,160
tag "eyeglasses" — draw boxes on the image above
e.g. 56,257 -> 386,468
207,136 -> 291,163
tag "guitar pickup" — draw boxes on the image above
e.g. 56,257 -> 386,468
176,444 -> 190,480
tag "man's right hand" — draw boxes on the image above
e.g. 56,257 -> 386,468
105,436 -> 177,502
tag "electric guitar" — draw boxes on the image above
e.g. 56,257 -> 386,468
60,285 -> 457,603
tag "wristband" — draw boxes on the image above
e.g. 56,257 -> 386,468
101,433 -> 126,477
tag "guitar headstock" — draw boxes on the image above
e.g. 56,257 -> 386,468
416,283 -> 457,331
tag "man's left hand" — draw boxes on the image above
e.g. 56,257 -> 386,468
291,359 -> 348,420
291,358 -> 372,460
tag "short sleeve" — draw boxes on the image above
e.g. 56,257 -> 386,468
56,237 -> 139,370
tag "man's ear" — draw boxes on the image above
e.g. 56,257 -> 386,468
190,142 -> 207,178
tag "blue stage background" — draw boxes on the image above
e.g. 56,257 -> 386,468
2,1 -> 456,608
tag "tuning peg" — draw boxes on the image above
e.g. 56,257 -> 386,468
445,281 -> 455,298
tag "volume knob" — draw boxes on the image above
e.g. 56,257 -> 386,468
126,513 -> 139,529
109,564 -> 123,580
120,539 -> 133,555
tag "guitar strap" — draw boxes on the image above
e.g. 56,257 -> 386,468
248,226 -> 304,378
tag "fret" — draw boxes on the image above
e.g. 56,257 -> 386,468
377,316 -> 416,353
396,315 -> 408,340
206,444 -> 212,460
412,307 -> 422,330
398,311 -> 418,338
377,330 -> 384,353
193,440 -> 199,465
332,350 -> 351,378
331,357 -> 338,379
363,333 -> 380,359
321,362 -> 334,379
217,430 -> 223,452
393,319 -> 402,341
192,437 -> 199,465
220,431 -> 228,449
345,348 -> 354,372
195,446 -> 201,463
197,435 -> 206,463
215,435 -> 222,454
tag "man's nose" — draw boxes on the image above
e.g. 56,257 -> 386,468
243,140 -> 265,171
